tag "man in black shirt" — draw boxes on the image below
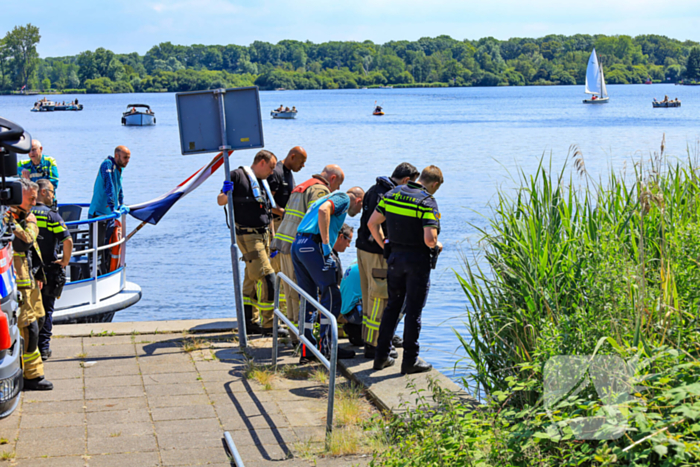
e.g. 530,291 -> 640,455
217,150 -> 287,337
31,179 -> 73,360
356,162 -> 419,358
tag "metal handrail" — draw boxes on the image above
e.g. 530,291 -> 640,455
223,431 -> 245,467
271,272 -> 337,440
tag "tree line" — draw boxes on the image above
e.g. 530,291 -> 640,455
3,23 -> 700,93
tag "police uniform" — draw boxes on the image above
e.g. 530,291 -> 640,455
374,181 -> 440,371
30,203 -> 70,357
267,160 -> 295,316
355,176 -> 396,348
17,155 -> 59,191
10,210 -> 47,383
229,167 -> 276,332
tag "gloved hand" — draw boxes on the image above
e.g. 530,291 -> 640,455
321,243 -> 333,257
118,205 -> 130,214
322,254 -> 337,272
222,180 -> 234,194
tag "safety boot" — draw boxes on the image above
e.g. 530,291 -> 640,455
262,327 -> 289,338
401,358 -> 432,375
364,344 -> 397,359
373,356 -> 395,370
23,376 -> 53,391
391,335 -> 404,348
41,348 -> 52,361
243,304 -> 264,335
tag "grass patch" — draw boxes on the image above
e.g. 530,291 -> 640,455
181,338 -> 211,352
109,432 -> 121,438
75,352 -> 87,359
0,438 -> 6,445
0,451 -> 15,461
244,358 -> 275,390
310,368 -> 328,385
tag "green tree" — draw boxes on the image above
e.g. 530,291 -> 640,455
685,47 -> 700,80
3,23 -> 40,89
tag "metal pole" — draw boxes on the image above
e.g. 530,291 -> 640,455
223,431 -> 245,467
216,89 -> 247,349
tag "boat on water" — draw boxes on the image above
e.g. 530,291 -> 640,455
54,103 -> 83,111
271,110 -> 297,119
122,104 -> 156,126
373,111 -> 385,116
652,98 -> 681,108
379,85 -> 394,89
30,99 -> 56,112
583,49 -> 609,104
645,77 -> 653,84
373,104 -> 384,116
54,204 -> 141,324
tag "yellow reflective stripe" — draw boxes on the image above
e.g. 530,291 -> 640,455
286,208 -> 305,217
23,348 -> 41,363
243,297 -> 255,306
13,252 -> 26,257
274,233 -> 295,243
36,220 -> 47,228
383,204 -> 423,218
287,211 -> 304,219
383,198 -> 434,211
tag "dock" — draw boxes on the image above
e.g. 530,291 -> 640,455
0,319 -> 474,466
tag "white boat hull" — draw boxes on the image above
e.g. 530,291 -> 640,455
123,112 -> 155,126
271,111 -> 297,119
583,97 -> 609,104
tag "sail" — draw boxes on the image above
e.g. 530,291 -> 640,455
585,49 -> 601,95
599,61 -> 608,98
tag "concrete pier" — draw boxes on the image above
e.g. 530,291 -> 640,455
0,319 -> 474,466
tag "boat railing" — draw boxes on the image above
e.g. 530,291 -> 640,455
55,204 -> 128,311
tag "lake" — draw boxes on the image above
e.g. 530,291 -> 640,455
2,83 -> 699,386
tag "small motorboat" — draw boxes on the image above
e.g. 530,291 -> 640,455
122,104 -> 156,126
54,103 -> 83,111
379,85 -> 394,89
30,99 -> 56,112
652,100 -> 681,108
271,110 -> 297,119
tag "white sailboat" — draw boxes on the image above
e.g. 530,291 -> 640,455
583,49 -> 609,104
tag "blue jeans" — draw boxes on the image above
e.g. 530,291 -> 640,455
291,233 -> 341,353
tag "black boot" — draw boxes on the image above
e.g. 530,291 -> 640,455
343,324 -> 364,347
373,356 -> 395,370
41,348 -> 52,361
262,326 -> 289,337
243,305 -> 263,335
391,335 -> 404,348
23,376 -> 53,391
365,344 -> 397,359
401,358 -> 432,375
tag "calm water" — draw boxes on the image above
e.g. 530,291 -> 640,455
2,84 -> 699,385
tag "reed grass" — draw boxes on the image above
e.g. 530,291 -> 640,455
457,142 -> 700,402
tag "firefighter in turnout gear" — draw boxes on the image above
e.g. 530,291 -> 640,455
355,162 -> 419,359
270,164 -> 344,323
10,179 -> 53,390
267,147 -> 307,320
217,150 -> 288,337
368,166 -> 443,375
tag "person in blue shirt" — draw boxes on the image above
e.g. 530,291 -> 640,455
18,139 -> 60,191
292,187 -> 364,363
88,146 -> 131,274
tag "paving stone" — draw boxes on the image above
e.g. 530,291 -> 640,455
84,375 -> 143,389
236,441 -> 294,461
291,426 -> 327,444
228,427 -> 298,448
138,363 -> 196,375
21,400 -> 85,415
20,411 -> 84,428
150,404 -> 216,422
15,426 -> 85,458
141,371 -> 201,385
82,344 -> 135,358
285,409 -> 326,427
87,433 -> 158,455
156,430 -> 223,450
147,394 -> 210,408
82,335 -> 135,345
145,382 -> 204,397
154,417 -> 220,435
193,359 -> 237,372
197,369 -> 243,383
85,384 -> 145,400
88,421 -> 153,438
0,407 -> 20,430
85,397 -> 148,413
0,427 -> 17,454
22,388 -> 84,402
12,456 -> 86,467
86,408 -> 151,426
86,451 -> 160,467
43,364 -> 84,380
160,446 -> 230,465
202,379 -> 250,394
82,363 -> 140,377
49,377 -> 84,391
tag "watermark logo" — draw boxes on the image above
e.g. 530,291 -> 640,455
543,355 -> 644,440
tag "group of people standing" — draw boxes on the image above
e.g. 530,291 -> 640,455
219,147 -> 443,375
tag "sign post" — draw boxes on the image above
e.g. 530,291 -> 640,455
175,87 -> 264,350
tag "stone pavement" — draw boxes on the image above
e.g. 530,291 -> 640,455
0,331 -> 372,467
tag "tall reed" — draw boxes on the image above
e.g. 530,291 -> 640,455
458,143 -> 700,403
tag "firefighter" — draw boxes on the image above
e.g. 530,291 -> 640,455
10,179 -> 53,390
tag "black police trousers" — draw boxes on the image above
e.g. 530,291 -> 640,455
375,250 -> 431,366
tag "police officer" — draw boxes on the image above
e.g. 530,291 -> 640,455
32,179 -> 73,360
292,187 -> 364,363
18,139 -> 59,191
9,179 -> 53,390
368,166 -> 443,374
356,162 -> 419,359
217,150 -> 288,337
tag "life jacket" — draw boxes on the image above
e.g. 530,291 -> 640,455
271,175 -> 330,254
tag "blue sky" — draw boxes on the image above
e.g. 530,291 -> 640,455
3,0 -> 700,57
